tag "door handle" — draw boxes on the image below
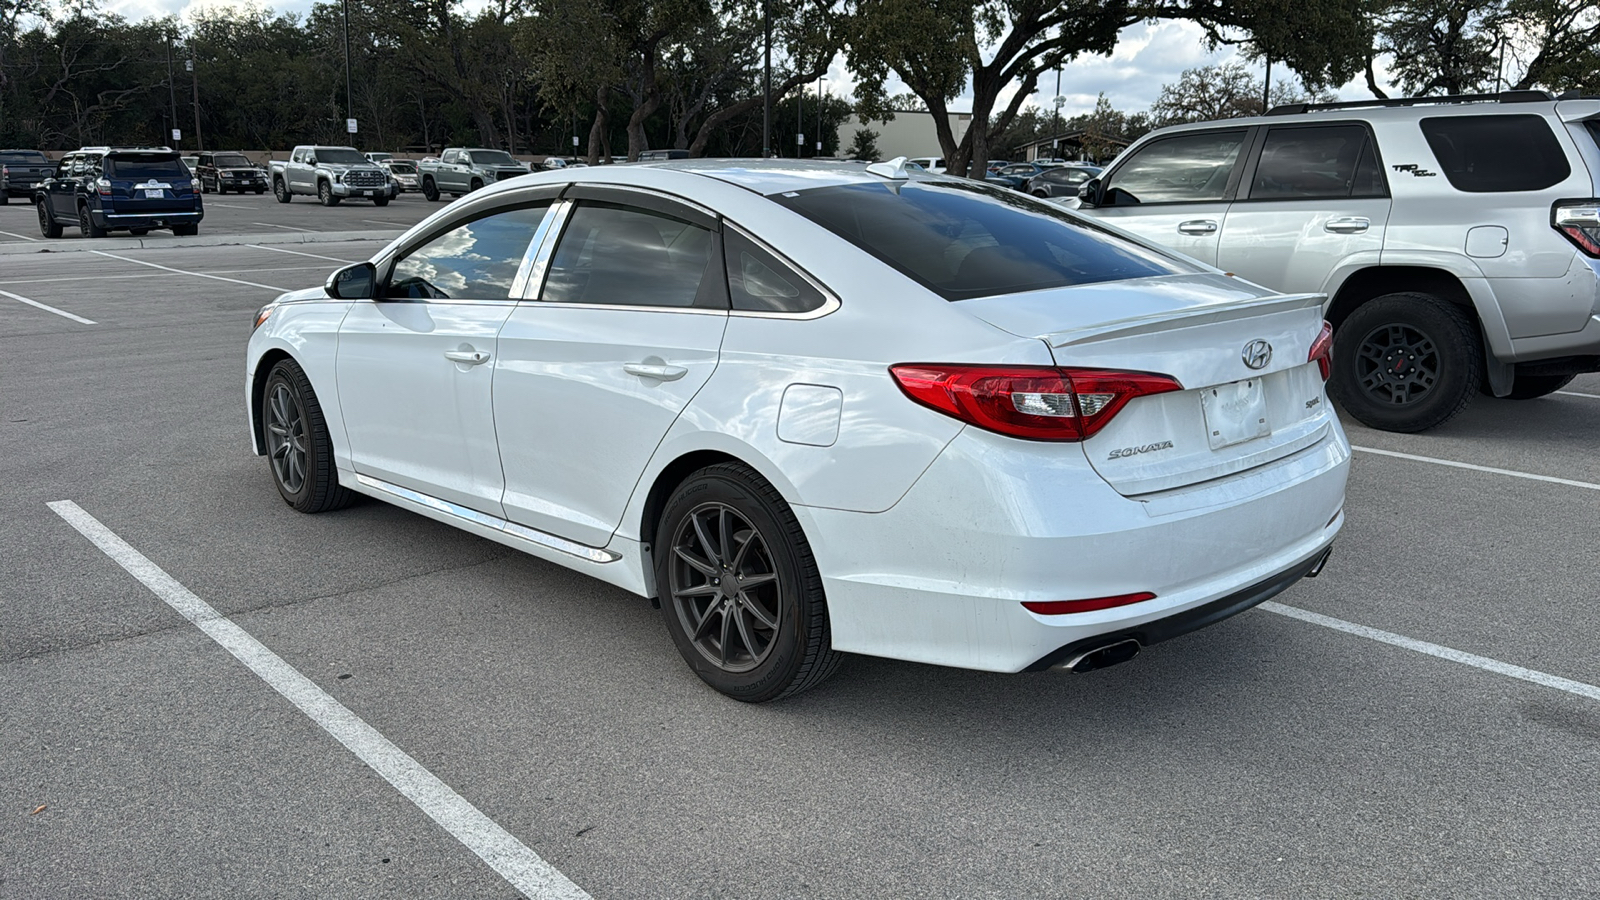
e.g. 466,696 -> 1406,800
1177,219 -> 1219,235
444,349 -> 491,366
1325,216 -> 1370,234
623,362 -> 688,381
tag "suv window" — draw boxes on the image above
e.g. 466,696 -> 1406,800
1103,130 -> 1247,204
725,229 -> 827,314
1249,125 -> 1385,200
213,153 -> 251,168
385,204 -> 550,301
1044,168 -> 1094,185
542,202 -> 717,308
1420,115 -> 1571,193
772,180 -> 1191,301
442,150 -> 460,164
104,155 -> 188,180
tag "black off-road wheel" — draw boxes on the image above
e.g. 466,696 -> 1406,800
469,177 -> 483,192
1506,373 -> 1576,400
261,359 -> 355,514
274,178 -> 292,203
130,227 -> 149,236
655,463 -> 842,703
37,201 -> 62,238
78,204 -> 106,238
421,177 -> 440,201
1329,292 -> 1482,433
172,224 -> 198,236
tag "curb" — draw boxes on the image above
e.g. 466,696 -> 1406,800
0,228 -> 403,256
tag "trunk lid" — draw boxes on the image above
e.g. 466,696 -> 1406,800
960,273 -> 1335,496
103,154 -> 195,214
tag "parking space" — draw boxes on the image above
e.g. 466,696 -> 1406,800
4,240 -> 1600,898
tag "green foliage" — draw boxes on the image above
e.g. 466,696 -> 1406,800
847,127 -> 881,160
1149,62 -> 1332,126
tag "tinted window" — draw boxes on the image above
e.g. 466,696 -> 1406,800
542,202 -> 716,308
1420,115 -> 1570,192
1104,130 -> 1246,204
388,161 -> 417,173
1,151 -> 48,165
103,155 -> 188,180
1002,165 -> 1035,175
771,180 -> 1191,302
1250,125 -> 1380,200
725,229 -> 827,314
386,204 -> 549,300
314,148 -> 366,165
1044,168 -> 1093,185
469,150 -> 518,166
213,154 -> 252,167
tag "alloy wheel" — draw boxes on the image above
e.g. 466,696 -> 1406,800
1356,323 -> 1439,406
266,382 -> 308,494
668,502 -> 784,673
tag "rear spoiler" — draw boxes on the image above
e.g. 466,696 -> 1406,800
1045,292 -> 1325,348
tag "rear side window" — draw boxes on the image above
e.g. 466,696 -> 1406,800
1250,125 -> 1386,200
104,155 -> 188,180
725,229 -> 827,314
386,204 -> 549,300
542,202 -> 718,308
1420,115 -> 1571,192
1103,130 -> 1247,204
771,180 -> 1191,301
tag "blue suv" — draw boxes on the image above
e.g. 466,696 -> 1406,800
35,146 -> 203,238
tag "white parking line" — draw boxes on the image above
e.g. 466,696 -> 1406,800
362,219 -> 405,226
1352,445 -> 1600,492
0,229 -> 41,242
251,222 -> 313,232
248,244 -> 358,264
1556,390 -> 1600,400
0,288 -> 96,324
90,250 -> 287,292
205,202 -> 254,209
47,501 -> 591,900
1263,602 -> 1600,703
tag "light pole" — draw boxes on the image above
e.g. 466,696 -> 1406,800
762,0 -> 771,158
1262,55 -> 1272,113
187,57 -> 202,152
342,0 -> 355,146
166,34 -> 180,148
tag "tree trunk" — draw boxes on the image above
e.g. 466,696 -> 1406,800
587,88 -> 609,165
626,91 -> 661,161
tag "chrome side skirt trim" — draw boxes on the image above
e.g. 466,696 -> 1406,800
353,473 -> 620,563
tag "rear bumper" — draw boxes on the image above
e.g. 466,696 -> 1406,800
92,209 -> 204,228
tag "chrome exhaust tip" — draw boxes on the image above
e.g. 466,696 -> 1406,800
1059,638 -> 1142,674
1305,547 -> 1333,578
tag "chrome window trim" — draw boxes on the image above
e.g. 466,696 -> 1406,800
514,199 -> 573,301
515,300 -> 729,317
564,183 -> 718,222
722,221 -> 842,321
354,474 -> 621,563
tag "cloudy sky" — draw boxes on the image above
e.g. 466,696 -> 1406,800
106,0 -> 1395,119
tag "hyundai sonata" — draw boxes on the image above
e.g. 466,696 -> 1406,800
246,158 -> 1348,702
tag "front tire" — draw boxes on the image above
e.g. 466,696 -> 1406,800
37,201 -> 62,238
373,196 -> 390,207
274,178 -> 292,203
1506,373 -> 1576,400
421,177 -> 440,201
317,181 -> 339,206
655,464 -> 842,702
1329,292 -> 1481,433
262,359 -> 355,513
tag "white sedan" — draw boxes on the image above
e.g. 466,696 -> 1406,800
246,158 -> 1349,702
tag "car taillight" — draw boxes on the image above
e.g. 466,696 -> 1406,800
1553,200 -> 1600,257
96,178 -> 111,196
1022,592 -> 1157,615
1308,320 -> 1333,381
889,364 -> 1183,441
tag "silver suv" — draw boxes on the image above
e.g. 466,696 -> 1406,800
1071,91 -> 1600,432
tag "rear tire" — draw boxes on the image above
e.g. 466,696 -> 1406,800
1506,373 -> 1576,400
255,187 -> 265,194
1,191 -> 10,205
421,177 -> 440,201
274,178 -> 292,203
201,179 -> 212,194
1329,292 -> 1481,433
79,204 -> 106,238
130,227 -> 149,236
655,463 -> 842,702
37,201 -> 62,238
173,224 -> 198,236
261,359 -> 356,514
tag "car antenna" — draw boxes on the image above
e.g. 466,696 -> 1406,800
865,156 -> 910,180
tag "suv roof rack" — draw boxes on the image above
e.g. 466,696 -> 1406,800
1268,90 -> 1555,116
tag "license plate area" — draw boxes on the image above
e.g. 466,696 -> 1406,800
142,189 -> 164,199
1201,378 -> 1270,449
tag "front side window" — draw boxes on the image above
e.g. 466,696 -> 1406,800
1250,125 -> 1384,200
541,202 -> 716,308
772,180 -> 1191,301
442,150 -> 460,164
1103,130 -> 1247,204
1420,115 -> 1570,193
385,204 -> 550,300
725,229 -> 827,314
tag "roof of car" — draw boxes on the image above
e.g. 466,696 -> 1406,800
650,158 -> 945,196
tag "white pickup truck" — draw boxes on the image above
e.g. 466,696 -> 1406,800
269,145 -> 395,207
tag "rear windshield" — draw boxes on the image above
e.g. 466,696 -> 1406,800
769,179 -> 1192,301
388,161 -> 417,173
103,155 -> 189,180
2,151 -> 48,165
1420,115 -> 1571,192
213,154 -> 252,167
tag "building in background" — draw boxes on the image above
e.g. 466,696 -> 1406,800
836,110 -> 971,161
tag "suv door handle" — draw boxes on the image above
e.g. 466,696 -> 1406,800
623,362 -> 688,381
1177,219 -> 1219,235
1325,216 -> 1370,234
444,350 -> 491,366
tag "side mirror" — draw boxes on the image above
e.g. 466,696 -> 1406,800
1078,177 -> 1102,207
326,262 -> 376,300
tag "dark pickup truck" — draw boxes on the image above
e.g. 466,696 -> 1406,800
1,149 -> 53,204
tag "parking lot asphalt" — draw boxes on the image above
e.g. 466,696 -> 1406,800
3,239 -> 1599,898
0,189 -> 438,246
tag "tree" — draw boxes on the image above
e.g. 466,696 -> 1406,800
1373,0 -> 1500,95
847,126 -> 880,160
1149,62 -> 1332,126
1503,0 -> 1600,92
